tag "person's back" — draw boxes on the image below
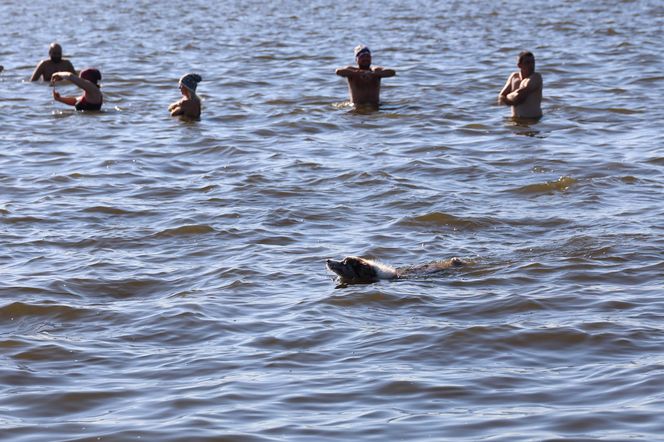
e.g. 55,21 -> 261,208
31,43 -> 76,82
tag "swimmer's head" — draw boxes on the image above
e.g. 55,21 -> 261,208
179,73 -> 202,94
354,45 -> 371,68
49,43 -> 63,63
518,51 -> 535,67
80,68 -> 102,86
354,45 -> 371,58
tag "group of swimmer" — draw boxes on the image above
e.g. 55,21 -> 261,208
336,45 -> 542,119
16,42 -> 202,118
9,42 -> 543,120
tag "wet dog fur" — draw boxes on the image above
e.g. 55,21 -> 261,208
326,256 -> 465,285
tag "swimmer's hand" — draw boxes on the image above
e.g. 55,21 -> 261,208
0,65 -> 4,73
170,105 -> 183,116
52,89 -> 76,106
50,71 -> 72,84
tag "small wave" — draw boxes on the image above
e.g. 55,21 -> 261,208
154,224 -> 216,237
511,176 -> 577,194
55,277 -> 168,299
631,75 -> 664,85
323,290 -> 434,308
0,215 -> 53,225
398,212 -> 492,230
606,107 -> 642,115
82,206 -> 142,216
0,301 -> 90,321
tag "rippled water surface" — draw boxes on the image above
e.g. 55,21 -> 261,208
1,0 -> 663,440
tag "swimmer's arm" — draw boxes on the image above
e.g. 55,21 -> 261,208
50,71 -> 75,84
335,66 -> 358,77
30,61 -> 46,81
64,60 -> 76,75
498,73 -> 516,104
65,74 -> 98,95
506,73 -> 542,105
168,100 -> 181,112
55,72 -> 103,102
170,103 -> 183,116
372,67 -> 396,78
52,89 -> 77,106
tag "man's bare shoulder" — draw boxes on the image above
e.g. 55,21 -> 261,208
522,72 -> 542,89
35,59 -> 50,69
530,72 -> 543,84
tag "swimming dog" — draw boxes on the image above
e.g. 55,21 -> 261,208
326,256 -> 465,285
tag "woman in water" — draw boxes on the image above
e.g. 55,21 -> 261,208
169,73 -> 202,119
51,68 -> 103,111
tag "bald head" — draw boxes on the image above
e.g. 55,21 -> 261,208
49,43 -> 63,62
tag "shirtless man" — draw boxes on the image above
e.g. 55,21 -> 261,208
30,43 -> 76,82
336,45 -> 396,108
498,51 -> 542,119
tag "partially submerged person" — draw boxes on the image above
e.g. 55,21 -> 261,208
169,73 -> 202,119
30,43 -> 76,82
498,51 -> 543,119
335,45 -> 396,108
51,68 -> 103,111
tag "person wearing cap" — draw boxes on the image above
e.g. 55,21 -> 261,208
498,51 -> 543,119
30,42 -> 76,82
51,68 -> 103,111
335,45 -> 395,108
169,73 -> 202,119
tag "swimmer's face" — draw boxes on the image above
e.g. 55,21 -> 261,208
518,56 -> 535,74
356,52 -> 371,69
49,44 -> 63,63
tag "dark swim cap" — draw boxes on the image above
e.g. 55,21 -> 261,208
179,73 -> 202,92
80,68 -> 102,85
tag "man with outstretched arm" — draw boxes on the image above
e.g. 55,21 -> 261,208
30,43 -> 76,82
336,45 -> 395,108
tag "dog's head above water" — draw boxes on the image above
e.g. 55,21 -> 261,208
325,256 -> 397,285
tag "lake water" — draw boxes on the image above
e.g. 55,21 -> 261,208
1,0 -> 663,440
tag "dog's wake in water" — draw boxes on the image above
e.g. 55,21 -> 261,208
326,256 -> 465,285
